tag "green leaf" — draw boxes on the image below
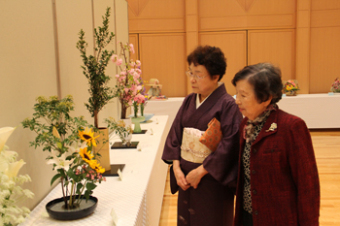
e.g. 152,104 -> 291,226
86,182 -> 97,191
50,174 -> 62,186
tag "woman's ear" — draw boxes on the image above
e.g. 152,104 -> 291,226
212,75 -> 220,82
264,95 -> 273,106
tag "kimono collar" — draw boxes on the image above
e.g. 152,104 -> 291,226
196,82 -> 224,109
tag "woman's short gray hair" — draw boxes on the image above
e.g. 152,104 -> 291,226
232,63 -> 283,104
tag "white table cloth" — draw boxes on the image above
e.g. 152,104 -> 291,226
145,94 -> 340,129
20,115 -> 169,226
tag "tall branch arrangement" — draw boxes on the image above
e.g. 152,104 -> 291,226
76,7 -> 115,128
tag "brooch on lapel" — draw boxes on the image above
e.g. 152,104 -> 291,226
265,123 -> 277,132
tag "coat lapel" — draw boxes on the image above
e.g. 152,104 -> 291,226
251,109 -> 278,146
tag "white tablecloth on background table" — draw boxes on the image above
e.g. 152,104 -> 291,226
145,94 -> 340,129
20,115 -> 169,226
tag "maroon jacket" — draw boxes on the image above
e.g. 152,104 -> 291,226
234,108 -> 320,226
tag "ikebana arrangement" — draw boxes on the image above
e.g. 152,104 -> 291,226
0,127 -> 33,226
105,117 -> 133,146
283,80 -> 299,96
22,96 -> 105,220
112,42 -> 147,120
77,6 -> 116,171
76,7 -> 115,129
330,77 -> 340,93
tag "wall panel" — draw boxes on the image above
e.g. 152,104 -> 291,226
56,0 -> 94,124
128,0 -> 185,33
310,27 -> 340,93
248,29 -> 296,81
0,0 -> 59,210
139,33 -> 187,97
200,31 -> 247,95
309,1 -> 340,93
199,0 -> 295,31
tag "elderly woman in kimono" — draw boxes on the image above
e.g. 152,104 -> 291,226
232,63 -> 320,226
162,45 -> 242,226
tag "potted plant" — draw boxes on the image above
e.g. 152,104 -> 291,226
22,95 -> 105,220
76,7 -> 115,171
283,80 -> 299,96
0,127 -> 34,225
330,77 -> 340,93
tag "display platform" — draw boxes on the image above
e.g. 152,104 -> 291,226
20,115 -> 169,226
145,94 -> 340,129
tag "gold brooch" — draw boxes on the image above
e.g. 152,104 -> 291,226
266,123 -> 277,132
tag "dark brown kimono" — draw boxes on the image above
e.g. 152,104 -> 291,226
162,84 -> 242,226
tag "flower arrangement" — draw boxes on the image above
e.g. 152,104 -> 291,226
330,77 -> 340,93
112,42 -> 145,119
21,96 -> 105,209
76,7 -> 115,128
283,80 -> 299,96
0,127 -> 34,226
104,117 -> 133,146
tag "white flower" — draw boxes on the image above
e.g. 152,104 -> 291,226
0,127 -> 15,152
46,151 -> 73,171
6,159 -> 26,179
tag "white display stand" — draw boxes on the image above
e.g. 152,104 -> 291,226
144,94 -> 340,129
20,115 -> 169,226
277,93 -> 340,129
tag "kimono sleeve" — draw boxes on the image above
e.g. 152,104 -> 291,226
203,100 -> 242,187
288,118 -> 320,225
161,97 -> 188,164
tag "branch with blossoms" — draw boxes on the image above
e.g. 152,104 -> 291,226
111,42 -> 145,119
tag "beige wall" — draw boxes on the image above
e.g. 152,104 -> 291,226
128,0 -> 340,96
0,0 -> 128,210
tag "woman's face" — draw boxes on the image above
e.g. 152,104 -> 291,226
235,79 -> 272,120
188,63 -> 219,98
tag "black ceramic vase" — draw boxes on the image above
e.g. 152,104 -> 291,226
45,195 -> 98,221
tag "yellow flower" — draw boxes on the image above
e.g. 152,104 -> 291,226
79,147 -> 94,163
286,84 -> 294,91
78,127 -> 99,147
89,160 -> 105,174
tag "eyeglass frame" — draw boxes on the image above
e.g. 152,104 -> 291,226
185,70 -> 208,80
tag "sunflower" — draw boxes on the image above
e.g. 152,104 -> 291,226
89,160 -> 105,174
79,147 -> 94,163
78,127 -> 99,147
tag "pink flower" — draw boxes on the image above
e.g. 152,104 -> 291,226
120,71 -> 127,76
136,60 -> 141,66
130,61 -> 136,67
133,72 -> 140,79
128,69 -> 135,75
124,88 -> 129,94
135,69 -> 142,74
116,58 -> 123,66
129,43 -> 135,54
111,54 -> 118,62
115,74 -> 119,78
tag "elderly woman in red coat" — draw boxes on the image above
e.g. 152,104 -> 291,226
232,63 -> 320,226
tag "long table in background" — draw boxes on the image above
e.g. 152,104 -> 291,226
145,94 -> 340,129
20,115 -> 169,226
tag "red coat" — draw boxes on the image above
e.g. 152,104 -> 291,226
234,109 -> 320,226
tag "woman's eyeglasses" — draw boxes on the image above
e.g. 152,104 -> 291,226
185,70 -> 207,80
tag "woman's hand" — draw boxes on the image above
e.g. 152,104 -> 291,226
186,165 -> 208,189
173,160 -> 190,191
